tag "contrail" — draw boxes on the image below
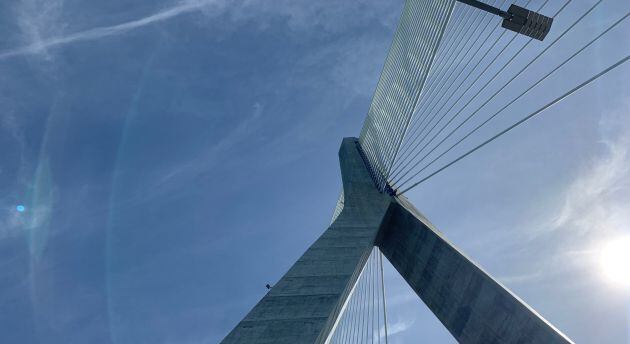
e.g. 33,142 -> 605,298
0,1 -> 212,60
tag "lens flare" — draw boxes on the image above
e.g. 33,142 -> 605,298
16,205 -> 25,212
601,236 -> 630,286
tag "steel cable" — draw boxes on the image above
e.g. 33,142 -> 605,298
399,54 -> 629,194
392,0 -> 579,186
391,0 -> 562,183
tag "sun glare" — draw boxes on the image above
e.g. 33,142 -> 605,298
601,236 -> 630,287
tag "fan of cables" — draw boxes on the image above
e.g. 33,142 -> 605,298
325,247 -> 390,344
357,0 -> 629,195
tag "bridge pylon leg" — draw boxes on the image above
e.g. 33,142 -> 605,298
221,138 -> 572,344
220,138 -> 391,344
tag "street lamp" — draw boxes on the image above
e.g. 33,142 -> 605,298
457,0 -> 553,41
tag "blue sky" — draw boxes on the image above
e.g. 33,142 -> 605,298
0,0 -> 628,343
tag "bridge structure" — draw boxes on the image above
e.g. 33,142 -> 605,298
221,0 -> 629,343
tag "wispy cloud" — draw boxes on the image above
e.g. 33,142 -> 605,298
227,0 -> 399,34
0,110 -> 28,239
385,318 -> 415,337
1,0 -> 221,60
498,271 -> 543,285
14,0 -> 67,60
550,101 -> 630,238
2,0 -> 399,61
498,99 -> 630,290
113,101 -> 265,208
0,102 -> 24,147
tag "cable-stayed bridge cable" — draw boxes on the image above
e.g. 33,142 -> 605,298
379,250 -> 389,344
390,0 -> 552,179
393,0 -> 604,187
398,2 -> 488,139
398,10 -> 629,190
399,0 -> 544,163
391,0 -> 584,186
398,54 -> 629,194
358,0 -> 456,191
392,0 -> 520,172
376,0 -> 456,185
326,248 -> 389,343
388,0 -> 507,181
391,0 -> 564,181
401,0 -> 507,143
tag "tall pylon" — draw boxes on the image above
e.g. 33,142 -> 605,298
220,138 -> 573,344
222,0 -> 578,341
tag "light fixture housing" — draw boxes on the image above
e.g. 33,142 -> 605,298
502,4 -> 553,41
456,0 -> 553,41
